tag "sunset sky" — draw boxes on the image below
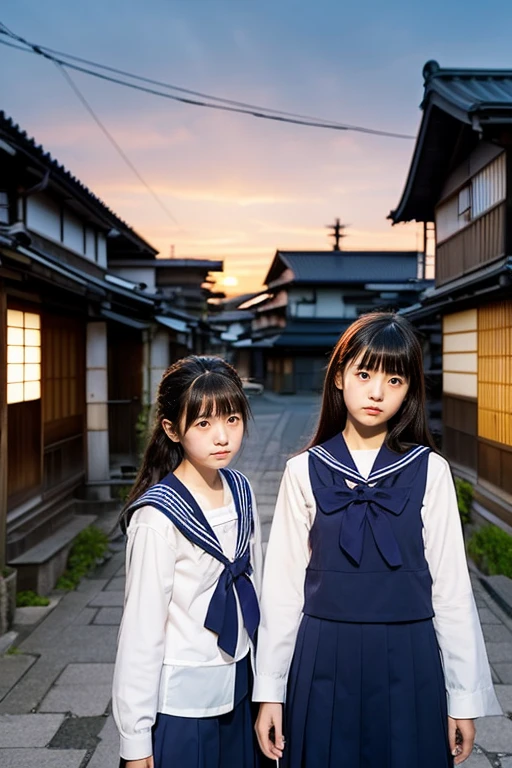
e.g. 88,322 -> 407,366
2,0 -> 512,295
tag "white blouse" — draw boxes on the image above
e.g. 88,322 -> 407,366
253,449 -> 502,720
112,476 -> 262,762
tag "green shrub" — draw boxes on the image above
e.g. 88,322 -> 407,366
16,590 -> 50,607
55,526 -> 109,591
113,485 -> 132,504
467,525 -> 512,578
455,477 -> 473,526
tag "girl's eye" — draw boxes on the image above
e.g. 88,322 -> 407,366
227,415 -> 240,424
358,371 -> 370,380
197,420 -> 209,428
389,377 -> 403,386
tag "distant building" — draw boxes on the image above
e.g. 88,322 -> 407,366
234,249 -> 431,393
390,60 -> 512,530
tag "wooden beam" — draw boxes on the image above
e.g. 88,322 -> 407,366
0,281 -> 7,571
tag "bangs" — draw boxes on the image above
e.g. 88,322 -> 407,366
347,325 -> 412,379
183,372 -> 249,431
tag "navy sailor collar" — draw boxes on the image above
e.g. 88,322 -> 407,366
309,432 -> 429,485
129,467 -> 252,564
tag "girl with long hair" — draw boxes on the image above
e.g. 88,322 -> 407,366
112,356 -> 262,768
254,312 -> 500,768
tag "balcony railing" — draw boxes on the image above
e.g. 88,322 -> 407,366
436,202 -> 505,287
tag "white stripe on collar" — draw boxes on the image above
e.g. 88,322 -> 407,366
135,469 -> 253,561
309,444 -> 429,484
222,468 -> 251,559
137,485 -> 224,556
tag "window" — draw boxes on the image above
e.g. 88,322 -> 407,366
435,154 -> 506,243
458,186 -> 471,223
472,153 -> 506,219
0,191 -> 9,224
7,309 -> 41,403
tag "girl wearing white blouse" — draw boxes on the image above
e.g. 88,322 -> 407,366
254,312 -> 501,768
113,356 -> 262,768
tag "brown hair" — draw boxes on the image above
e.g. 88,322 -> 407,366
306,312 -> 436,453
121,356 -> 250,526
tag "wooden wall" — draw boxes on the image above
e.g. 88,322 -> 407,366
436,202 -> 505,287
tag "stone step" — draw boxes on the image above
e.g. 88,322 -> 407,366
8,514 -> 97,595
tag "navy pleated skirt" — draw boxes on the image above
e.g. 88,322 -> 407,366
283,615 -> 452,768
151,656 -> 258,768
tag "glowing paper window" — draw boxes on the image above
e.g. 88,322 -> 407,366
7,310 -> 41,403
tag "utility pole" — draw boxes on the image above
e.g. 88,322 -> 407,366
327,218 -> 347,251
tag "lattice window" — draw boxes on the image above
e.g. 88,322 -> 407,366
478,301 -> 512,446
7,309 -> 41,403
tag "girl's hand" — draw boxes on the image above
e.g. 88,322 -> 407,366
448,717 -> 475,764
255,702 -> 285,760
125,757 -> 154,768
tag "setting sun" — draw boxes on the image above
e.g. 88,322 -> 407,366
222,276 -> 239,288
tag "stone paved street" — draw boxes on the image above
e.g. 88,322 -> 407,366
1,394 -> 512,767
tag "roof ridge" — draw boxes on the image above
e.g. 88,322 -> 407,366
423,60 -> 512,83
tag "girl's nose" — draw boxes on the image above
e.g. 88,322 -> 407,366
369,381 -> 384,400
214,427 -> 229,444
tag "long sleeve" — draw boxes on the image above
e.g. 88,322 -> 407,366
250,488 -> 264,599
422,454 -> 502,718
253,454 -> 313,702
112,506 -> 176,761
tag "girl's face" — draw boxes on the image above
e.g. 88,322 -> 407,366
163,408 -> 245,471
336,354 -> 410,432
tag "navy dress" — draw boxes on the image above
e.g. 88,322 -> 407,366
283,435 -> 452,768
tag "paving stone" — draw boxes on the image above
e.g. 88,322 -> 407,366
492,665 -> 500,684
482,623 -> 512,643
0,655 -> 64,715
492,664 -> 512,684
39,683 -> 113,716
483,575 -> 512,619
496,684 -> 512,713
500,758 -> 512,768
105,577 -> 125,592
20,586 -> 109,652
48,714 -> 107,749
93,607 -> 123,625
477,607 -> 505,624
474,714 -> 512,752
58,663 -> 115,685
0,655 -> 37,701
85,715 -> 120,768
462,751 -> 494,767
88,591 -> 124,607
0,748 -> 86,767
72,607 -> 98,625
484,642 -> 512,663
0,713 -> 65,747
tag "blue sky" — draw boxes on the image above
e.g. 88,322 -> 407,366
2,0 -> 512,293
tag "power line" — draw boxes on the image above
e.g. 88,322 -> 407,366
0,26 -> 415,140
55,64 -> 180,225
0,23 -> 179,227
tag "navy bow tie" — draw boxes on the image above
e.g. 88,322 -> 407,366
204,551 -> 260,658
315,482 -> 410,567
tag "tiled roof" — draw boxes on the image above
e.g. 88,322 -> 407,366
421,60 -> 512,121
390,61 -> 512,224
0,111 -> 158,255
266,251 -> 419,286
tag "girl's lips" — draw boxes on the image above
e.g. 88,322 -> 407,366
212,451 -> 230,456
363,407 -> 382,414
